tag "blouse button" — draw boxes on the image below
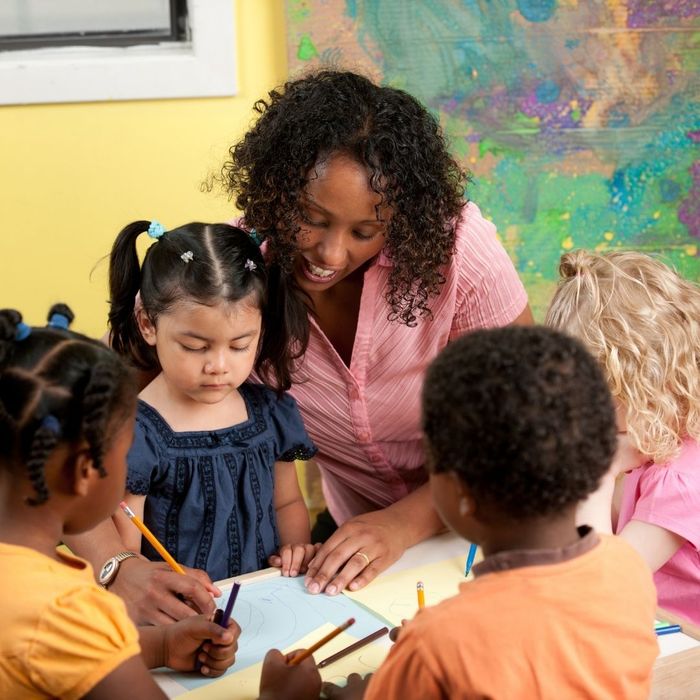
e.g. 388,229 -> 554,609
348,387 -> 360,401
357,431 -> 370,443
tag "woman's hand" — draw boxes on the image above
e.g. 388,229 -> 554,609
163,615 -> 240,677
112,558 -> 220,625
304,509 -> 408,595
268,543 -> 321,577
258,648 -> 322,700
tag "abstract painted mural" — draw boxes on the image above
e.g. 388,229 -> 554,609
286,0 -> 700,314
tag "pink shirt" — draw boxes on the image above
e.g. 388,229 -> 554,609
287,202 -> 528,524
617,438 -> 700,624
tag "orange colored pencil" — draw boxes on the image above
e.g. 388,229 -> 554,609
119,501 -> 185,575
288,618 -> 356,666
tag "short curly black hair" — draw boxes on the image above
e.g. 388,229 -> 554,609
222,70 -> 468,327
422,326 -> 617,520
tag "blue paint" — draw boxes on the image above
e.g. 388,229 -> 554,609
565,38 -> 580,49
535,79 -> 560,103
660,178 -> 682,201
345,0 -> 358,19
607,110 -> 630,127
517,0 -> 557,23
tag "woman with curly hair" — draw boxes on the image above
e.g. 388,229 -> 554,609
222,69 -> 532,597
546,249 -> 700,624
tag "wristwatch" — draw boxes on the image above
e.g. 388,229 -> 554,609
98,551 -> 139,588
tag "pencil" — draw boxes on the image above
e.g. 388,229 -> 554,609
417,581 -> 425,609
119,501 -> 185,575
465,543 -> 478,577
288,618 -> 355,666
317,626 -> 389,668
220,582 -> 241,628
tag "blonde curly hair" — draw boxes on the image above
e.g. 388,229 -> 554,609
545,249 -> 700,464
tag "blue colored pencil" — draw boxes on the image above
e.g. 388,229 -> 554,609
655,624 -> 682,636
465,543 -> 478,577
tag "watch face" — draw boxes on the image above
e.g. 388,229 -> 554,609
99,558 -> 118,585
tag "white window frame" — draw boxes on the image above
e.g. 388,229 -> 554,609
0,0 -> 236,105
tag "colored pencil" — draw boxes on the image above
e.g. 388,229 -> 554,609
119,501 -> 185,575
417,581 -> 425,609
317,626 -> 389,668
288,618 -> 356,666
220,582 -> 241,628
465,543 -> 478,577
655,624 -> 682,636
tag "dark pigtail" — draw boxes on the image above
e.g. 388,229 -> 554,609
25,421 -> 60,505
256,261 -> 309,392
108,220 -> 158,370
80,362 -> 120,476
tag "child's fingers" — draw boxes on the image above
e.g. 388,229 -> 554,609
268,553 -> 282,567
288,545 -> 309,577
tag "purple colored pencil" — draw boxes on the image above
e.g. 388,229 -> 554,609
220,582 -> 241,627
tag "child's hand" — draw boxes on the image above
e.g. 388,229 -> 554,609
269,543 -> 321,577
164,614 -> 240,676
258,648 -> 322,700
322,673 -> 372,699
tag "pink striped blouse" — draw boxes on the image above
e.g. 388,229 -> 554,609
285,202 -> 528,524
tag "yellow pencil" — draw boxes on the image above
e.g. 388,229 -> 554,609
417,580 -> 425,609
119,500 -> 186,575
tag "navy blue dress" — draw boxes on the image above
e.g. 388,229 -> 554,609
125,383 -> 317,581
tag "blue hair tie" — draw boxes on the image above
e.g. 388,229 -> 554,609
249,229 -> 262,246
148,220 -> 165,239
40,414 -> 61,436
15,322 -> 31,341
47,313 -> 70,330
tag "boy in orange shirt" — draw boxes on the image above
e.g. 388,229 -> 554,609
263,326 -> 659,699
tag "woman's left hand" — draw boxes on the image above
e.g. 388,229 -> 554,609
303,509 -> 408,595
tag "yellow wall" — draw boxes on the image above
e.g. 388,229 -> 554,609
0,2 -> 288,338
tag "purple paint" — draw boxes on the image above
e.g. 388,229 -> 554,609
627,0 -> 700,28
678,160 -> 700,240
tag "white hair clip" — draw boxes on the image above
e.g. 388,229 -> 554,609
181,250 -> 194,263
244,259 -> 257,271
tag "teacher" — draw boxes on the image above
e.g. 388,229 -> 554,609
225,70 -> 532,595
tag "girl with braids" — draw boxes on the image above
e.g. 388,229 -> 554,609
0,306 -> 239,699
546,250 -> 700,625
222,70 -> 532,597
71,221 -> 317,625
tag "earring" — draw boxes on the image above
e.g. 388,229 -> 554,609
459,497 -> 470,516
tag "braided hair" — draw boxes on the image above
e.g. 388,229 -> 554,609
0,304 -> 136,505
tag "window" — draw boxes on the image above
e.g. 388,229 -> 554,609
0,0 -> 236,105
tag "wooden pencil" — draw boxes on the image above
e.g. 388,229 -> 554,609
119,501 -> 185,575
317,626 -> 389,668
288,618 -> 356,666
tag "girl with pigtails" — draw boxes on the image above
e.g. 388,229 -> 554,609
69,221 -> 318,625
0,305 -> 238,699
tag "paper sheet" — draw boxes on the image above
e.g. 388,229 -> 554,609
344,553 -> 474,626
180,623 -> 390,699
164,576 -> 387,695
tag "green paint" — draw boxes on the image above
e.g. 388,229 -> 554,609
297,34 -> 319,61
571,107 -> 581,122
287,0 -> 311,22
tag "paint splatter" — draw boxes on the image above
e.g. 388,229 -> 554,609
517,0 -> 557,23
287,0 -> 700,312
297,34 -> 319,61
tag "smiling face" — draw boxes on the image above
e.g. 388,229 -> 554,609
138,297 -> 262,405
292,153 -> 390,293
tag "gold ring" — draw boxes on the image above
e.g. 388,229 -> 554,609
354,551 -> 371,567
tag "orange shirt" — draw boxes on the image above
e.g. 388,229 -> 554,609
365,532 -> 658,700
0,544 -> 140,700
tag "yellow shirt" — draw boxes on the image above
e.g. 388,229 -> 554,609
0,543 -> 141,699
366,533 -> 658,700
